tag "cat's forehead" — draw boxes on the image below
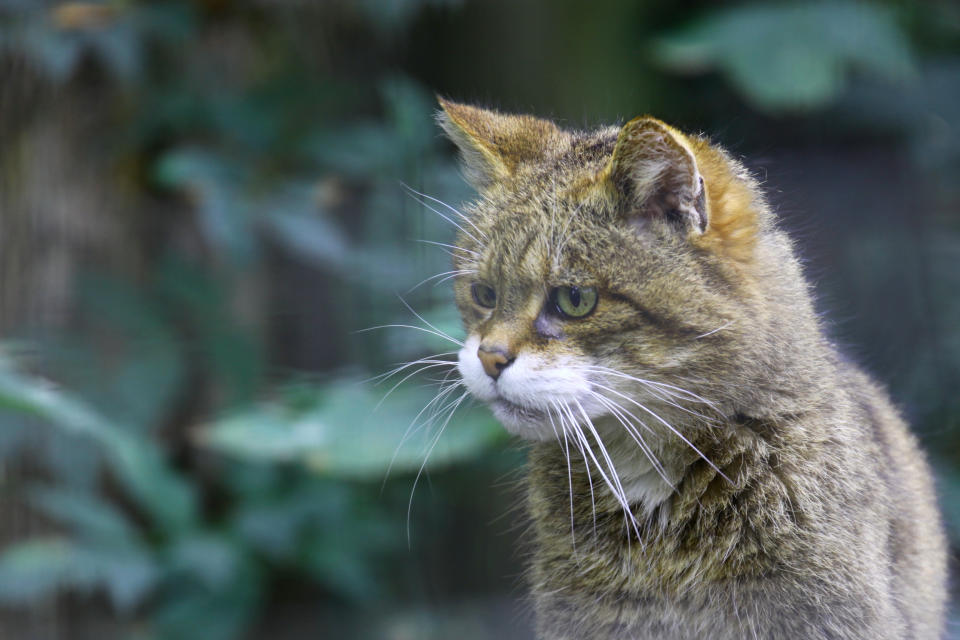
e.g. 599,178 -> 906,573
471,204 -> 608,281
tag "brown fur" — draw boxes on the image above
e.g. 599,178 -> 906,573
437,99 -> 948,639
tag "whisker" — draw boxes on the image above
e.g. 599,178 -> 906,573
581,365 -> 719,409
547,405 -> 578,552
415,239 -> 481,257
400,183 -> 486,245
400,182 -> 489,240
590,391 -> 675,494
433,271 -> 474,286
396,295 -> 465,347
382,379 -> 465,488
694,321 -> 734,340
367,352 -> 459,384
553,399 -> 597,537
572,399 -> 643,543
355,323 -> 464,347
406,389 -> 470,546
373,361 -> 459,410
406,269 -> 477,293
591,382 -> 731,484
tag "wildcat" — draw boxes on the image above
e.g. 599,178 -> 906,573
433,98 -> 948,639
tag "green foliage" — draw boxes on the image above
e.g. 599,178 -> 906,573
0,1 -> 496,636
0,355 -> 198,534
654,2 -> 915,112
0,0 -> 957,636
202,380 -> 506,479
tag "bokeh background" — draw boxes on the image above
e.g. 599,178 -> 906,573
0,1 -> 957,638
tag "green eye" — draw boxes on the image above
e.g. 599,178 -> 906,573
552,285 -> 598,318
471,283 -> 497,308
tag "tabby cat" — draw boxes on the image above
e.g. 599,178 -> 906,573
433,98 -> 948,640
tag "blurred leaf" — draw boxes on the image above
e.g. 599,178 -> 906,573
154,148 -> 257,263
654,2 -> 915,111
355,0 -> 464,33
0,354 -> 198,534
28,486 -> 139,546
308,122 -> 407,175
153,564 -> 262,640
71,272 -> 184,430
260,186 -> 351,268
167,533 -> 243,591
0,538 -> 158,612
155,258 -> 263,405
200,380 -> 504,479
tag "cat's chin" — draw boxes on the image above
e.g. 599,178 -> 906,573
490,399 -> 556,441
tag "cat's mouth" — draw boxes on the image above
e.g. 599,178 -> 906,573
491,397 -> 539,418
489,397 -> 557,440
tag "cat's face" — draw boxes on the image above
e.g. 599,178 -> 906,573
439,100 -> 764,446
451,174 -> 719,443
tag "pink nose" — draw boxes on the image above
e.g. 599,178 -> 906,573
477,346 -> 514,380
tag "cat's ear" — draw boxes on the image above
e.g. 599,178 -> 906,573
437,97 -> 560,190
603,116 -> 708,234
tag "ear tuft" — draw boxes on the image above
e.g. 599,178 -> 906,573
605,117 -> 707,234
436,97 -> 561,191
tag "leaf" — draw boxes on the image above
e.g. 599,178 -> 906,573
152,563 -> 262,640
653,2 -> 915,112
28,486 -> 139,546
166,533 -> 243,591
65,272 -> 185,431
199,380 -> 504,479
260,186 -> 351,268
153,149 -> 256,263
232,482 -> 352,559
0,353 -> 198,534
0,538 -> 159,613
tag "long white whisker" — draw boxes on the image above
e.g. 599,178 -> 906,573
406,389 -> 470,546
694,321 -> 734,339
396,295 -> 465,347
553,399 -> 597,536
400,183 -> 485,245
383,379 -> 464,488
590,392 -> 674,494
374,361 -> 458,410
407,269 -> 477,293
547,405 -> 578,551
414,239 -> 481,257
582,366 -> 719,424
581,366 -> 719,410
572,399 -> 643,543
368,352 -> 459,384
355,323 -> 464,347
401,183 -> 488,239
591,382 -> 730,484
590,393 -> 665,474
432,271 -> 473,287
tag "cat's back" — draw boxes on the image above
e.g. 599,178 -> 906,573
842,361 -> 948,638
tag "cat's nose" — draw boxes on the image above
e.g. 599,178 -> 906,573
477,345 -> 515,380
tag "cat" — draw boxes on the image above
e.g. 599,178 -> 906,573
433,98 -> 948,639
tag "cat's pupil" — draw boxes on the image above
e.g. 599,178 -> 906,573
569,286 -> 581,307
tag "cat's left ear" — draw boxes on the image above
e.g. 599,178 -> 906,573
437,97 -> 560,191
603,116 -> 708,234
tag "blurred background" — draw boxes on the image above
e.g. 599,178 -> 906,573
0,0 -> 957,638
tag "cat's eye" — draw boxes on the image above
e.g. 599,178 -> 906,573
551,285 -> 597,318
471,283 -> 497,308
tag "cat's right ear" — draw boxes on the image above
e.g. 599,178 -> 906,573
436,97 -> 559,191
602,116 -> 708,235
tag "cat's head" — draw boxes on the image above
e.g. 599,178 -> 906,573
437,99 -> 804,444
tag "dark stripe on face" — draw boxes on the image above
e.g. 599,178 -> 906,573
606,291 -> 699,339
